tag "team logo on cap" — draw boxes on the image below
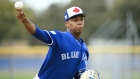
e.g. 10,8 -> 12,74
64,6 -> 85,21
73,7 -> 80,13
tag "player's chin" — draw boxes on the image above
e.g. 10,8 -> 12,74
77,27 -> 83,31
75,27 -> 83,34
76,30 -> 82,35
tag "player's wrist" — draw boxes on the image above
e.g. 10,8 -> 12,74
22,18 -> 29,23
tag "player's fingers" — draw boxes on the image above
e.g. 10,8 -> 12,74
16,9 -> 23,16
16,10 -> 20,18
16,10 -> 26,18
20,11 -> 25,17
18,9 -> 26,17
16,11 -> 25,22
17,12 -> 22,19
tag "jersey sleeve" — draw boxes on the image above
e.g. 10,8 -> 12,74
32,26 -> 52,45
46,30 -> 63,48
32,26 -> 63,48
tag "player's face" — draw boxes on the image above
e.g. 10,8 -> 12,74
65,15 -> 84,38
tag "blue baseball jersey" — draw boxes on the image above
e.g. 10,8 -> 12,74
32,26 -> 89,79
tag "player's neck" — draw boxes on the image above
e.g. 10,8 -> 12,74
73,34 -> 80,40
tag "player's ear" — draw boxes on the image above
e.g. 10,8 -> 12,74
65,21 -> 69,28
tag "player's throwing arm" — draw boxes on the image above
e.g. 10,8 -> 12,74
14,1 -> 36,34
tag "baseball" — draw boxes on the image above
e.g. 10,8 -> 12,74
14,1 -> 23,10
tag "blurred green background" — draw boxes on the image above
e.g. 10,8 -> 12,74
0,0 -> 140,79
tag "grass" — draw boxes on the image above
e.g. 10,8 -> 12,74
0,72 -> 36,79
0,73 -> 140,79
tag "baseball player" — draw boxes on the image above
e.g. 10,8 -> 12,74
16,6 -> 89,79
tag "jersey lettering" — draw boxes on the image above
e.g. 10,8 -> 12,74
82,53 -> 88,66
78,68 -> 86,75
61,51 -> 79,60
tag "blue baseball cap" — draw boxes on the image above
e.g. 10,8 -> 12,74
64,6 -> 86,21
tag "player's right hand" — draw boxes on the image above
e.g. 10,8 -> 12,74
16,9 -> 27,22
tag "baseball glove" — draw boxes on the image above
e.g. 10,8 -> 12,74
80,70 -> 100,79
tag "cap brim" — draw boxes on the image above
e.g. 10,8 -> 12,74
78,13 -> 87,17
81,13 -> 87,17
72,13 -> 87,17
67,13 -> 87,21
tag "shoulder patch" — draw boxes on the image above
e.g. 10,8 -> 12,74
50,31 -> 56,34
